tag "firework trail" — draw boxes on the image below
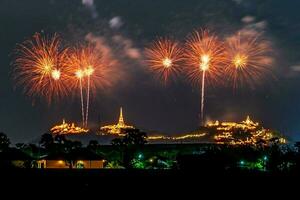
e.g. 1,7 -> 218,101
185,29 -> 225,126
65,45 -> 105,128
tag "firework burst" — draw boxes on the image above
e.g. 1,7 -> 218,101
64,45 -> 110,127
224,32 -> 273,89
145,38 -> 184,83
185,29 -> 225,125
14,33 -> 68,104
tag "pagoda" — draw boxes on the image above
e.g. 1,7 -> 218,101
100,107 -> 135,135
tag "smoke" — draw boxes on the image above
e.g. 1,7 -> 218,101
112,35 -> 142,59
109,16 -> 123,29
232,0 -> 244,4
241,16 -> 255,24
290,65 -> 300,72
82,0 -> 98,19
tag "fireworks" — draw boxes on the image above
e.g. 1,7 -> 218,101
145,38 -> 184,83
64,45 -> 108,127
14,33 -> 68,103
13,28 -> 275,132
185,29 -> 225,125
224,32 -> 273,89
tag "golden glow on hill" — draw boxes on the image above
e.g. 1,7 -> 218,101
100,107 -> 135,135
148,133 -> 207,141
207,116 -> 286,145
50,119 -> 89,135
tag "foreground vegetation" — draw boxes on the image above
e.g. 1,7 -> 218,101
1,131 -> 300,173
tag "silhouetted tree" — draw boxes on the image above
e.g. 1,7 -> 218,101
16,143 -> 26,149
39,133 -> 54,150
0,132 -> 10,151
111,129 -> 147,168
87,140 -> 100,152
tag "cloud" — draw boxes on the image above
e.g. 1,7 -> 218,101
112,35 -> 142,60
82,0 -> 93,7
109,16 -> 123,29
241,16 -> 255,24
232,0 -> 244,4
290,65 -> 300,72
85,33 -> 113,62
82,0 -> 98,18
83,32 -> 143,87
238,16 -> 268,36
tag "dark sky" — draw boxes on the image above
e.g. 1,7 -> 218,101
1,0 -> 300,143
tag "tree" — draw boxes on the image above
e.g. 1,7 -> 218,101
66,140 -> 82,151
0,132 -> 10,151
111,129 -> 147,168
87,140 -> 100,152
39,133 -> 54,150
16,143 -> 26,149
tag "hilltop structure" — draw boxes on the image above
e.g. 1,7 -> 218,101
100,107 -> 135,136
50,119 -> 89,135
206,116 -> 286,145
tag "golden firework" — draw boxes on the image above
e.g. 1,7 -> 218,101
184,29 -> 225,85
64,45 -> 110,127
64,45 -> 110,92
224,32 -> 273,88
14,33 -> 68,103
185,29 -> 225,125
145,38 -> 184,83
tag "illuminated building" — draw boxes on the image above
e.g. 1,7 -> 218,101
207,116 -> 287,145
50,119 -> 89,135
37,150 -> 105,169
100,107 -> 135,136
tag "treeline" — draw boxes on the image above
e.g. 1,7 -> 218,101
1,131 -> 300,173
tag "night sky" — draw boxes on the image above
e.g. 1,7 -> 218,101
1,0 -> 300,143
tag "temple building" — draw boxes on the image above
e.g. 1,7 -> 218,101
100,107 -> 135,136
50,119 -> 89,135
207,116 -> 259,131
206,116 -> 286,145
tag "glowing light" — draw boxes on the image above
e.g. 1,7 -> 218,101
58,160 -> 64,164
138,153 -> 143,159
75,70 -> 84,79
233,54 -> 248,68
162,57 -> 172,68
145,38 -> 184,83
200,54 -> 210,71
51,69 -> 61,80
148,133 -> 207,141
85,66 -> 94,76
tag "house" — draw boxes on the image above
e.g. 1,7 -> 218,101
37,149 -> 105,169
0,148 -> 33,168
